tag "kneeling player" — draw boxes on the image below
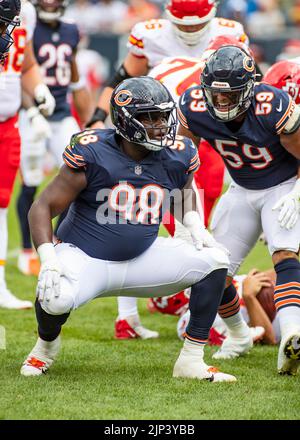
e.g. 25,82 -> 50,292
20,77 -> 236,382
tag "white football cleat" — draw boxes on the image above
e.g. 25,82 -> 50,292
212,329 -> 253,360
173,350 -> 236,382
20,336 -> 61,376
278,329 -> 300,376
17,250 -> 40,276
0,288 -> 33,310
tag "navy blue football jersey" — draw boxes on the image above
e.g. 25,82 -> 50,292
33,18 -> 80,121
58,129 -> 199,261
178,83 -> 298,189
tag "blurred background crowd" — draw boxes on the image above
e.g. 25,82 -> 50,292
66,0 -> 300,98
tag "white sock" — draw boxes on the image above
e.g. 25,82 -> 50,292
222,312 -> 250,338
182,338 -> 205,358
33,336 -> 60,358
0,208 -> 8,291
117,296 -> 138,320
278,306 -> 300,337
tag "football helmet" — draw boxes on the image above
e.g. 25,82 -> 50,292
263,59 -> 300,105
202,35 -> 251,62
165,0 -> 217,46
0,0 -> 20,65
201,45 -> 256,121
110,76 -> 177,152
32,0 -> 69,23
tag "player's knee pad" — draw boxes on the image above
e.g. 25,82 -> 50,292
41,292 -> 74,316
0,188 -> 12,208
204,247 -> 230,272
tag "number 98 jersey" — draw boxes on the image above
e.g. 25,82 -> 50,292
178,83 -> 299,190
59,129 -> 199,261
33,18 -> 79,121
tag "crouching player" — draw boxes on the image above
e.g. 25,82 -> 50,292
20,77 -> 236,382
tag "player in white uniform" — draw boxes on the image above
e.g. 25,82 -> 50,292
16,0 -> 93,277
86,0 -> 250,340
0,0 -> 55,309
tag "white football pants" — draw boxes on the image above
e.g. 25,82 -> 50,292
40,238 -> 229,316
211,177 -> 300,276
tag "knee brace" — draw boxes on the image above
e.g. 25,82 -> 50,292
41,291 -> 74,316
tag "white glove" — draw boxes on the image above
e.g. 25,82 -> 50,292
34,83 -> 56,117
37,243 -> 62,303
27,106 -> 52,142
272,179 -> 300,230
183,211 -> 230,254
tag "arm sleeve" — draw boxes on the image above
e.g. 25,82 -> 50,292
63,133 -> 95,170
127,22 -> 146,58
185,139 -> 200,175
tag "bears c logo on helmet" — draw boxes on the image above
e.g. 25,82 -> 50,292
114,90 -> 133,106
243,56 -> 255,73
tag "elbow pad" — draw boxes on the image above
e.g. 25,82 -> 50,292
107,64 -> 132,89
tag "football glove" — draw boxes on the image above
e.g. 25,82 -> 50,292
27,106 -> 52,142
272,179 -> 300,230
183,211 -> 229,254
37,243 -> 62,303
34,84 -> 56,117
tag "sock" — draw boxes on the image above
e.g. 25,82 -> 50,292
35,299 -> 70,341
185,268 -> 227,345
17,185 -> 37,250
118,297 -> 138,320
0,208 -> 8,290
218,283 -> 249,338
274,258 -> 300,336
54,209 -> 68,237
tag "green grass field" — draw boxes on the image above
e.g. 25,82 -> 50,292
0,176 -> 299,420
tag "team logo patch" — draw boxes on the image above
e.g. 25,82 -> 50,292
114,89 -> 133,106
134,165 -> 143,175
243,56 -> 255,72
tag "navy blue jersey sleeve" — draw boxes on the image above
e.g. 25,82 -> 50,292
178,86 -> 207,133
184,137 -> 200,175
254,83 -> 297,135
63,129 -> 99,170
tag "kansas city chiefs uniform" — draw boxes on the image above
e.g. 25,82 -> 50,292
128,17 -> 248,68
0,0 -> 36,121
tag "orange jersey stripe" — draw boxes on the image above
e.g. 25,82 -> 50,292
275,282 -> 300,291
274,290 -> 300,300
275,298 -> 300,308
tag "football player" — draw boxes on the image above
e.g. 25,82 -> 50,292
16,0 -> 93,276
177,45 -> 300,375
20,77 -> 238,382
0,0 -> 55,309
87,0 -> 250,339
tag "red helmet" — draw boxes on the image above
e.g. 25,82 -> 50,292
263,59 -> 300,104
202,35 -> 251,61
166,0 -> 217,46
166,0 -> 217,25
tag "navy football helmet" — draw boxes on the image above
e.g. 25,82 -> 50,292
201,45 -> 256,121
32,0 -> 69,23
0,0 -> 21,65
110,77 -> 177,151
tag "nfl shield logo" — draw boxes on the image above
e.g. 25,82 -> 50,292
135,165 -> 143,175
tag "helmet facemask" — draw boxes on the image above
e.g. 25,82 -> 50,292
202,80 -> 254,121
117,104 -> 177,152
0,15 -> 20,66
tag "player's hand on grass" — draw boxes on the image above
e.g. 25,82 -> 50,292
272,179 -> 300,230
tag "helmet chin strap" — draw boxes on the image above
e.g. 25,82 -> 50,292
172,22 -> 210,46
